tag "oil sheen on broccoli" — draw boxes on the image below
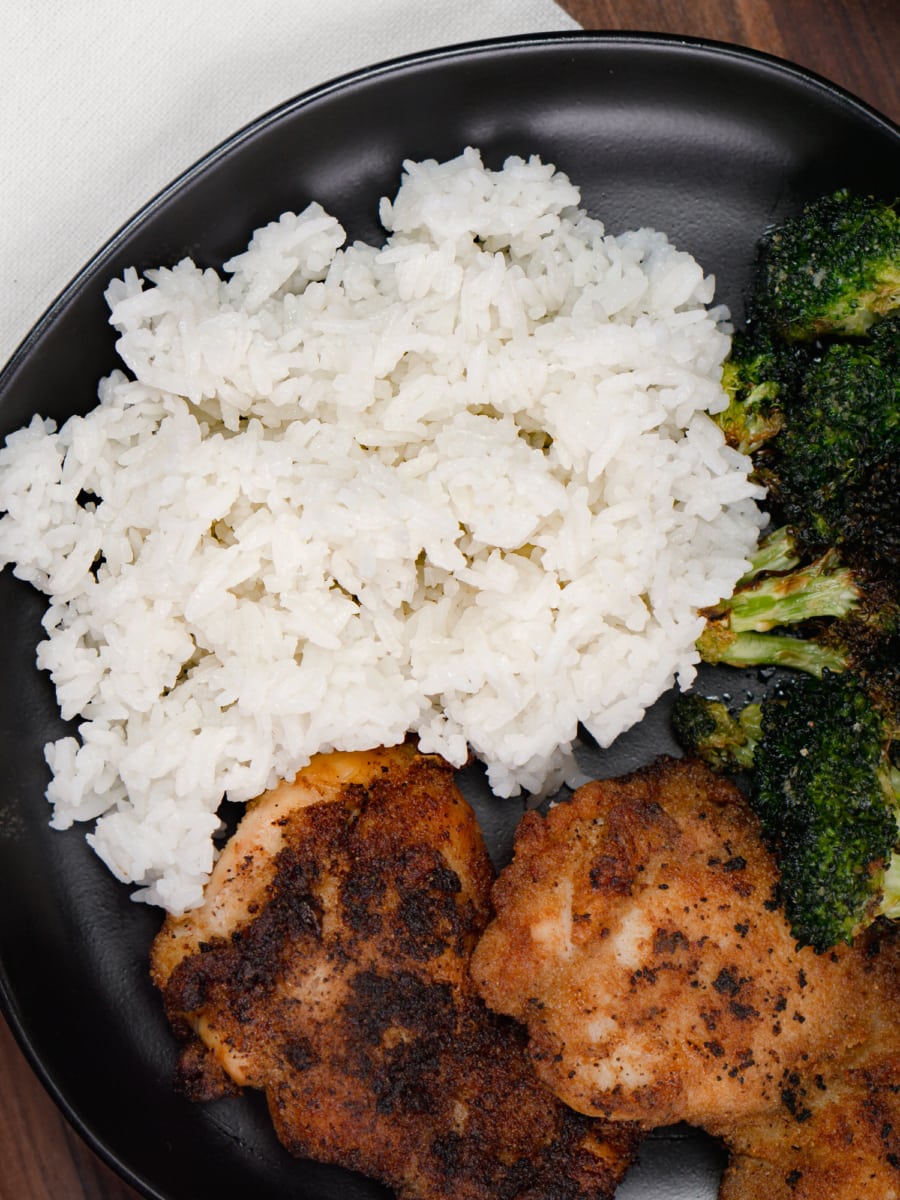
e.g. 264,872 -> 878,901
673,674 -> 900,952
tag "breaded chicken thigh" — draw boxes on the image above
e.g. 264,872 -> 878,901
471,756 -> 879,1130
711,930 -> 900,1200
151,744 -> 639,1200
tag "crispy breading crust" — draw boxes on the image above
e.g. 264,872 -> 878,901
712,931 -> 900,1200
151,744 -> 639,1200
472,756 -> 879,1129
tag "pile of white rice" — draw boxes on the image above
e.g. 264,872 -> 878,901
0,148 -> 764,912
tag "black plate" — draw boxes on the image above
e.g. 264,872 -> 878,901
1,32 -> 898,1200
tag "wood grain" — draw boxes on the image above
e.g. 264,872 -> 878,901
1,4 -> 896,1199
557,0 -> 900,124
0,1018 -> 137,1200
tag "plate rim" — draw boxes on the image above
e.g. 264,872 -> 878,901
2,28 -> 898,1200
2,29 -> 898,389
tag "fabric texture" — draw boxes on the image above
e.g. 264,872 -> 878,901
0,0 -> 576,368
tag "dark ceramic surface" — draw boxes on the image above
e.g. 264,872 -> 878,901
1,33 -> 897,1200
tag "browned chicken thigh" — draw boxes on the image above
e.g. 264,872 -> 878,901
151,743 -> 639,1200
711,931 -> 900,1200
471,757 -> 886,1129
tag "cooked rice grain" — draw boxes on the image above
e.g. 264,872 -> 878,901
0,149 -> 764,912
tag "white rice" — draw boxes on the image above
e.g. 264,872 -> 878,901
0,148 -> 765,913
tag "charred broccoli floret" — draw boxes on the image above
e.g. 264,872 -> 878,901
681,187 -> 900,952
706,546 -> 860,632
698,301 -> 900,676
671,695 -> 761,772
714,332 -> 815,457
752,673 -> 899,951
752,189 -> 900,342
762,321 -> 900,574
696,528 -> 898,679
673,672 -> 900,951
695,624 -> 847,676
716,332 -> 786,455
836,448 -> 900,588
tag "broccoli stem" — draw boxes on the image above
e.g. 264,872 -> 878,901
736,526 -> 802,587
723,555 -> 861,632
696,622 -> 849,676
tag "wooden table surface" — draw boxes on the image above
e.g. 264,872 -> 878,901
2,3 -> 897,1199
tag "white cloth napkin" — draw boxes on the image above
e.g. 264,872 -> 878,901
0,0 -> 577,370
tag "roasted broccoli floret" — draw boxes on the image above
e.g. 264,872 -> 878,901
673,672 -> 900,951
696,528 -> 898,679
696,622 -> 848,678
751,672 -> 900,950
714,331 -> 816,457
671,694 -> 761,772
707,546 -> 860,632
752,189 -> 900,342
681,187 -> 900,951
716,332 -> 786,455
763,322 -> 900,574
699,307 -> 900,675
